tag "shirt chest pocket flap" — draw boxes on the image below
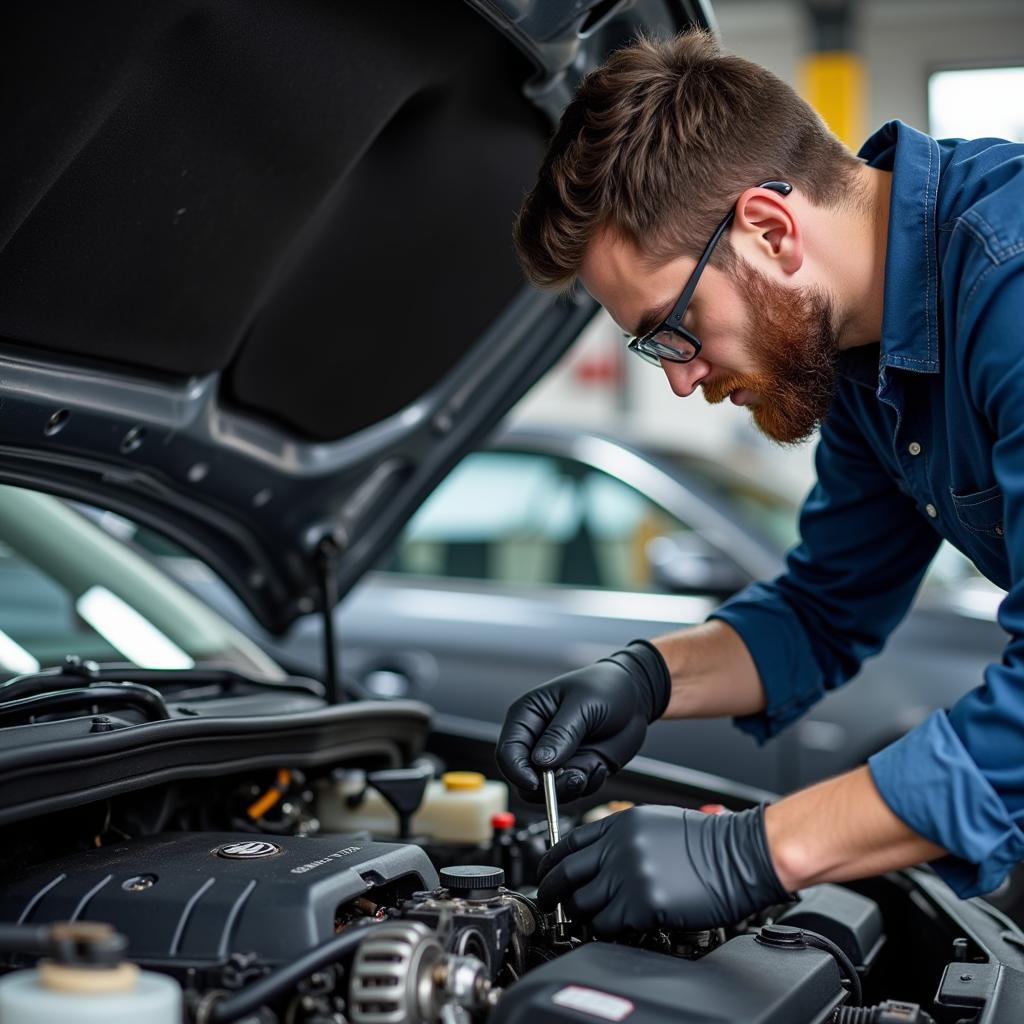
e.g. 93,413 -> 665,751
951,483 -> 1005,538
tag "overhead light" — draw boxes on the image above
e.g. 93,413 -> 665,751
76,586 -> 194,669
0,630 -> 40,674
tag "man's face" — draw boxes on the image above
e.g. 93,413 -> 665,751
580,228 -> 840,445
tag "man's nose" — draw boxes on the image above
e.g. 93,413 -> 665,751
662,357 -> 710,397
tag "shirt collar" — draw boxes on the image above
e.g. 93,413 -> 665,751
836,344 -> 881,389
858,120 -> 942,375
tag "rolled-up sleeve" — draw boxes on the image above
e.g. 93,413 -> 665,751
872,257 -> 1024,898
710,378 -> 941,742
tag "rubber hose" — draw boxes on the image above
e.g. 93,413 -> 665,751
800,929 -> 863,1007
0,682 -> 170,725
208,918 -> 378,1024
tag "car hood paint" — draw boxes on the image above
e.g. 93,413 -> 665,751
0,0 -> 712,634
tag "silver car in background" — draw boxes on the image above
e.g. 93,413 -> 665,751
261,425 -> 1005,796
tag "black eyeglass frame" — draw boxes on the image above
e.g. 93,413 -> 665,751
626,180 -> 794,366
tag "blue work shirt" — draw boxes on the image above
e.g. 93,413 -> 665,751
711,120 -> 1024,898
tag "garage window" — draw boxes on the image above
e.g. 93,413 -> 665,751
928,67 -> 1024,142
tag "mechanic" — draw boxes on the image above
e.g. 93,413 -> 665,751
496,29 -> 1024,936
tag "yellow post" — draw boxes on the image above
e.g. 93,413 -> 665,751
800,50 -> 866,150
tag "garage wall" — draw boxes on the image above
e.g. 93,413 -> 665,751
861,0 -> 1024,134
715,0 -> 1024,135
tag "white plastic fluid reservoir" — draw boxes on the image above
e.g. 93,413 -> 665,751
0,961 -> 181,1024
321,770 -> 508,844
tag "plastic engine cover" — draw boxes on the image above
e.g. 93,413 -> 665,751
491,936 -> 846,1024
0,832 -> 437,966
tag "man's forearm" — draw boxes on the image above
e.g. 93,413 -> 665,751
652,619 -> 767,719
764,764 -> 946,891
652,624 -> 945,889
652,623 -> 945,890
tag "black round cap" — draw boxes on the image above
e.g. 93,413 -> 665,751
756,924 -> 805,949
440,865 -> 505,894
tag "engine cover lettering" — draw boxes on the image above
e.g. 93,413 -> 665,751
552,986 -> 634,1021
290,845 -> 362,874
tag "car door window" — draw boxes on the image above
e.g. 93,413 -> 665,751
385,450 -> 702,591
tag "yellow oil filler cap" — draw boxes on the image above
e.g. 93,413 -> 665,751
442,771 -> 485,791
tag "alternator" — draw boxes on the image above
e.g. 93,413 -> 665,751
349,921 -> 499,1024
350,922 -> 444,1024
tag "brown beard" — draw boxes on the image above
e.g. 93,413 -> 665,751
701,261 -> 840,445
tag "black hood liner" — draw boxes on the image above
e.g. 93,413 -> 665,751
0,0 -> 547,440
0,1 -> 706,633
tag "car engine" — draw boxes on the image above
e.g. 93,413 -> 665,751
0,823 -> 864,1024
0,739 -> 1022,1024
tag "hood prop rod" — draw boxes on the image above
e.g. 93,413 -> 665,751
315,534 -> 344,704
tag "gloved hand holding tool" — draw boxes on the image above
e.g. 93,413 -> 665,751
535,804 -> 792,936
496,640 -> 671,802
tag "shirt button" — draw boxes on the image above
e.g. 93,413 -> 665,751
908,441 -> 922,456
925,503 -> 938,518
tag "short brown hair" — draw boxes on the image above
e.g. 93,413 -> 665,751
513,30 -> 864,290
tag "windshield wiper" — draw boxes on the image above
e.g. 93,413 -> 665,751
0,681 -> 170,727
0,655 -> 325,706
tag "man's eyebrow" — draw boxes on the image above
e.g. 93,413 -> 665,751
631,299 -> 676,338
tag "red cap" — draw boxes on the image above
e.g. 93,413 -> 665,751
491,811 -> 516,830
698,803 -> 727,815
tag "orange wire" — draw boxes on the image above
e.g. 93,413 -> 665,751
247,768 -> 292,819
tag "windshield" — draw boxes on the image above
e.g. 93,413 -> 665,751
0,485 -> 285,681
665,452 -> 1004,617
664,453 -> 802,552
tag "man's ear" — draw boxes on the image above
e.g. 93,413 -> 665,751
732,187 -> 803,276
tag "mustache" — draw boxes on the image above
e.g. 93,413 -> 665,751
701,374 -> 769,405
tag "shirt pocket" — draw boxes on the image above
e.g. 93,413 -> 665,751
950,483 -> 1005,539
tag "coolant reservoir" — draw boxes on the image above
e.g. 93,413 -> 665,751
321,770 -> 508,844
0,960 -> 181,1023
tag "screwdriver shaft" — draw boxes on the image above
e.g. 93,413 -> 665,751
541,770 -> 569,934
542,770 -> 560,844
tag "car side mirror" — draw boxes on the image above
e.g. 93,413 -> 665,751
646,532 -> 749,596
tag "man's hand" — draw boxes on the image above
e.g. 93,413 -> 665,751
496,641 -> 671,802
536,805 -> 791,935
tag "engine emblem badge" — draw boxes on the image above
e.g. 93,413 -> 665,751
214,840 -> 282,859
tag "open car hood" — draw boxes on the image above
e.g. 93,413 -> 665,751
0,0 -> 714,634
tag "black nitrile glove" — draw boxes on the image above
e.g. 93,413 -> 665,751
536,804 -> 792,935
496,640 -> 671,802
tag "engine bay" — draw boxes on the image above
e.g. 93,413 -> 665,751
2,739 -> 1024,1024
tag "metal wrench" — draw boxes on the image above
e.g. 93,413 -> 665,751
541,770 -> 570,937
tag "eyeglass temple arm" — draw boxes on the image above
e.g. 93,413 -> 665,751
664,180 -> 792,328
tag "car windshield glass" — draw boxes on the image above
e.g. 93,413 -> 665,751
0,485 -> 285,681
663,454 -> 801,552
656,453 -> 1004,615
386,450 -> 693,590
